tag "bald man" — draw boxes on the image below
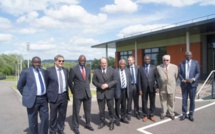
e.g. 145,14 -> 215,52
69,55 -> 94,134
157,55 -> 178,120
93,57 -> 117,131
179,51 -> 200,122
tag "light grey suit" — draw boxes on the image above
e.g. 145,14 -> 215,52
157,64 -> 178,116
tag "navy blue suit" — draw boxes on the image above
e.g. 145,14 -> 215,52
17,67 -> 48,134
179,60 -> 200,116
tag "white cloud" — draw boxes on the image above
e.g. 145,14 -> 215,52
117,24 -> 168,38
0,17 -> 12,29
0,34 -> 14,42
101,0 -> 138,14
137,0 -> 215,7
0,0 -> 79,16
45,5 -> 108,25
18,28 -> 39,34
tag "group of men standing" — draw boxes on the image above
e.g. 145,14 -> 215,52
17,51 -> 200,134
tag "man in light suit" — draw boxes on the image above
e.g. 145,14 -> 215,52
179,51 -> 200,122
47,55 -> 69,134
69,55 -> 94,134
114,59 -> 131,125
138,56 -> 158,122
127,56 -> 140,120
17,56 -> 48,134
93,57 -> 117,131
157,55 -> 178,120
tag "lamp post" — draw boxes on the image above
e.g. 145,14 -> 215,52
27,42 -> 30,68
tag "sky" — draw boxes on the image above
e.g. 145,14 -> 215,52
0,0 -> 215,60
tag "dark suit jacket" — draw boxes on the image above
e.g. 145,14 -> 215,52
179,60 -> 200,87
46,66 -> 69,103
68,65 -> 91,99
93,67 -> 117,100
138,64 -> 158,92
114,68 -> 131,99
128,65 -> 139,89
17,67 -> 47,108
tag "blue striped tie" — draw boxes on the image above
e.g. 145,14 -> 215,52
36,69 -> 45,94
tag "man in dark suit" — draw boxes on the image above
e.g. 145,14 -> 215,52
46,55 -> 69,134
69,55 -> 94,134
17,56 -> 48,134
179,51 -> 200,122
127,56 -> 140,119
93,57 -> 117,131
115,59 -> 131,124
138,56 -> 158,122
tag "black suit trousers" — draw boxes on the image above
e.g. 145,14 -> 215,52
97,98 -> 114,123
27,96 -> 48,134
142,87 -> 156,117
49,93 -> 68,133
72,96 -> 91,129
128,84 -> 139,114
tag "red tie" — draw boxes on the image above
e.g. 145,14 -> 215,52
81,66 -> 86,80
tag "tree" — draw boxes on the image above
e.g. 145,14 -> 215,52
91,56 -> 116,70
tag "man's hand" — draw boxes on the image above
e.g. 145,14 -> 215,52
101,83 -> 108,90
182,80 -> 187,83
139,90 -> 142,96
188,79 -> 194,84
156,88 -> 160,94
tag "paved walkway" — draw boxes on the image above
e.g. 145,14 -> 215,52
1,81 -> 215,134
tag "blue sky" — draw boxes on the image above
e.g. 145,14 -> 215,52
0,0 -> 215,60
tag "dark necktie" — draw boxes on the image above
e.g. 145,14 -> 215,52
121,69 -> 126,88
145,64 -> 149,77
58,68 -> 63,93
102,68 -> 105,74
81,66 -> 86,80
36,69 -> 45,94
130,66 -> 135,83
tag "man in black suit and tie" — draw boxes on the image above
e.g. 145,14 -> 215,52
46,55 -> 69,134
138,56 -> 158,122
179,51 -> 200,122
115,59 -> 131,124
17,56 -> 48,134
69,55 -> 94,134
127,56 -> 140,119
93,57 -> 117,131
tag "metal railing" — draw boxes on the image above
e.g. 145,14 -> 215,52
196,70 -> 215,99
0,75 -> 6,80
124,13 -> 215,38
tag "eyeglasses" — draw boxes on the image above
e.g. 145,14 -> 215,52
58,60 -> 64,63
163,60 -> 169,61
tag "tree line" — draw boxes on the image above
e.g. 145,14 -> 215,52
0,54 -> 115,75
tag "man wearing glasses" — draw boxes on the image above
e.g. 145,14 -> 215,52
157,55 -> 178,120
46,55 -> 69,134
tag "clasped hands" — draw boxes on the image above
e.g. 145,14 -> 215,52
182,79 -> 194,84
101,83 -> 108,90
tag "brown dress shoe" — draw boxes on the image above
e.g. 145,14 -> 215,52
142,117 -> 148,122
150,116 -> 156,122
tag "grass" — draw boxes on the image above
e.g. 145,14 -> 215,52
3,75 -> 17,81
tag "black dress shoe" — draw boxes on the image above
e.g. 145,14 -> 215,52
170,116 -> 175,120
180,115 -> 188,121
114,119 -> 121,126
98,122 -> 105,129
125,115 -> 131,121
135,114 -> 140,120
121,118 -> 129,124
57,131 -> 66,134
85,125 -> 94,131
160,115 -> 165,120
189,116 -> 194,122
73,129 -> 80,134
109,122 -> 114,130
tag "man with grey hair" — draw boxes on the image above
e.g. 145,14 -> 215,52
179,51 -> 200,122
47,54 -> 69,134
157,55 -> 178,120
114,59 -> 131,125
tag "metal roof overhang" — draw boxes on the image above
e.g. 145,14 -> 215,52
91,18 -> 215,48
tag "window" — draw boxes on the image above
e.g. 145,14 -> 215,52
144,47 -> 166,65
119,51 -> 132,61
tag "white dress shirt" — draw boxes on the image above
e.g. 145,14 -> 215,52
55,66 -> 66,94
185,60 -> 192,79
120,69 -> 127,88
130,65 -> 136,83
33,68 -> 46,95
